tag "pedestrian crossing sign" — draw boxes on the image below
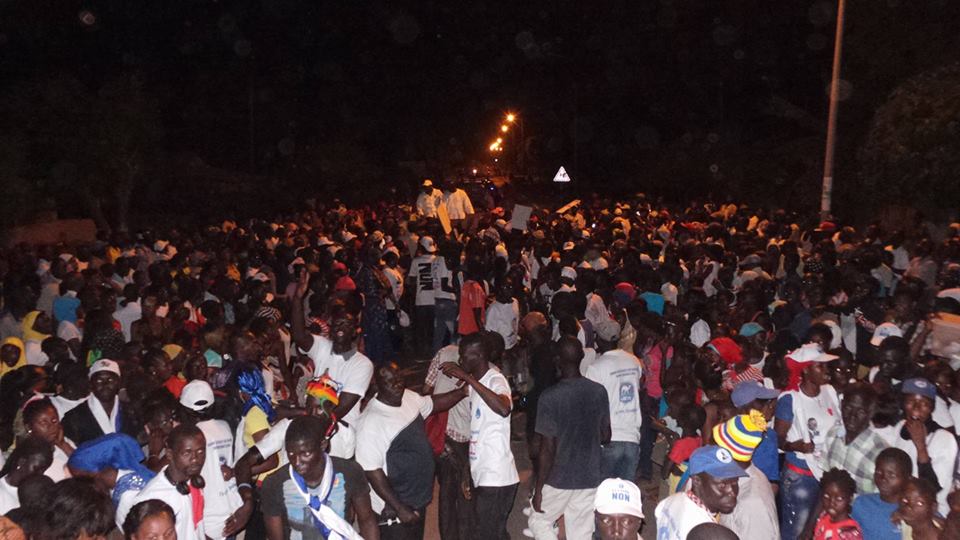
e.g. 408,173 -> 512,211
552,166 -> 571,183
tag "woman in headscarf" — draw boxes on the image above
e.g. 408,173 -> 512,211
67,433 -> 156,531
233,365 -> 280,481
0,337 -> 26,379
20,312 -> 52,366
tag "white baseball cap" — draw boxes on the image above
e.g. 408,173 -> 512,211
89,359 -> 121,379
180,380 -> 215,412
419,236 -> 438,253
594,478 -> 643,518
871,322 -> 903,347
561,266 -> 577,281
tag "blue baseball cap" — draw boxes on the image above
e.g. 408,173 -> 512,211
739,322 -> 765,338
902,378 -> 937,400
731,381 -> 780,408
688,446 -> 749,480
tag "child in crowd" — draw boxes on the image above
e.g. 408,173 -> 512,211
662,403 -> 705,493
893,478 -> 944,540
851,447 -> 910,540
813,468 -> 863,540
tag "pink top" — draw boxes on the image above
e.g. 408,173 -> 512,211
642,341 -> 673,399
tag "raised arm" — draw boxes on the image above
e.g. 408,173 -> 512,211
290,269 -> 315,353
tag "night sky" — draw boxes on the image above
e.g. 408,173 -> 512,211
1,0 -> 958,222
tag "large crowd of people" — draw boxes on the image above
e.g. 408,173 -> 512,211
1,176 -> 960,540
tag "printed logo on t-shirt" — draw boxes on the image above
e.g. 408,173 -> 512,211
806,418 -> 820,440
619,382 -> 635,404
475,407 -> 481,419
417,263 -> 434,292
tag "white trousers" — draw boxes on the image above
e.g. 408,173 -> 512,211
527,485 -> 597,540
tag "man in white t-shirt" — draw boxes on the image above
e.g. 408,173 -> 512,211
485,280 -> 520,351
441,332 -> 519,540
355,363 -> 467,538
291,270 -> 373,459
416,179 -> 444,219
407,236 -> 440,358
654,446 -> 747,540
443,182 -> 475,231
133,424 -> 209,540
179,380 -> 250,539
585,319 -> 644,481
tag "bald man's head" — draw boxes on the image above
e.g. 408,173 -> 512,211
556,335 -> 584,373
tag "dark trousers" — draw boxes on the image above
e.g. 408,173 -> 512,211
378,509 -> 426,540
438,439 -> 475,540
413,305 -> 435,358
637,393 -> 658,480
473,483 -> 518,540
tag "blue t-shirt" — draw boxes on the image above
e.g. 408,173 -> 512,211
752,428 -> 780,482
852,493 -> 900,540
774,393 -> 809,470
639,292 -> 665,316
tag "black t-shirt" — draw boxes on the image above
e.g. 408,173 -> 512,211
535,376 -> 610,490
261,460 -> 369,540
384,415 -> 435,513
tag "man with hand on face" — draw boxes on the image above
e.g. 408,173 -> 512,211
260,415 -> 377,540
62,359 -> 136,445
441,332 -> 519,540
593,478 -> 644,540
355,363 -> 468,539
132,424 -> 208,540
291,269 -> 373,459
654,445 -> 747,540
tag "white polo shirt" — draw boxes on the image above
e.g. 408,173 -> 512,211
469,368 -> 519,488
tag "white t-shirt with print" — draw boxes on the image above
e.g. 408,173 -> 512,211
407,254 -> 438,306
469,368 -> 519,488
485,299 -> 519,350
306,336 -> 374,427
655,492 -> 715,540
433,258 -> 457,302
781,385 -> 843,479
585,349 -> 644,444
197,419 -> 243,539
355,390 -> 434,513
305,335 -> 374,458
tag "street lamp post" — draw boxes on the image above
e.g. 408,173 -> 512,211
820,0 -> 847,220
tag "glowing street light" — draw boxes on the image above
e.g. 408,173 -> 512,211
506,113 -> 516,123
489,142 -> 499,151
501,125 -> 509,133
496,137 -> 503,144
